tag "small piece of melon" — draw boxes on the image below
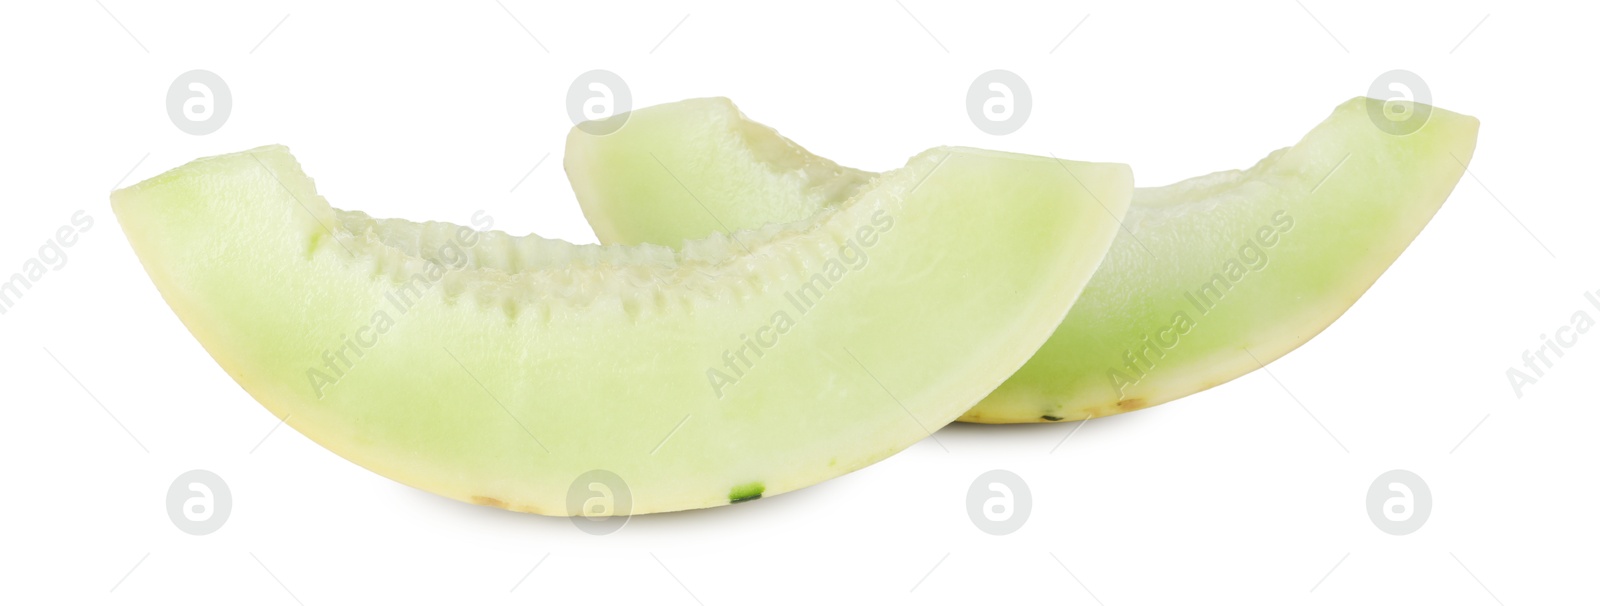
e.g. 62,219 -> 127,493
565,97 -> 1479,423
111,145 -> 1130,514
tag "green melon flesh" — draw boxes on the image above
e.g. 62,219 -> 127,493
111,145 -> 1130,514
566,97 -> 1480,423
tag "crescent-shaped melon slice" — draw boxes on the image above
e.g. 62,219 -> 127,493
566,97 -> 1479,423
112,145 -> 1129,514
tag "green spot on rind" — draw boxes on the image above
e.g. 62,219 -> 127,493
1040,415 -> 1063,421
729,482 -> 765,503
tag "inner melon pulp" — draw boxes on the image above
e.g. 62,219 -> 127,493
566,97 -> 1480,423
112,145 -> 1130,514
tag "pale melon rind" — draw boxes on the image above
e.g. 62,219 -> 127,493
112,145 -> 1130,514
565,97 -> 1480,423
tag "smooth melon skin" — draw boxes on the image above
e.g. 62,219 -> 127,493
565,97 -> 1480,423
112,146 -> 1130,514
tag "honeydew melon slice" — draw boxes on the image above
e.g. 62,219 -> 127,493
111,145 -> 1130,514
566,97 -> 1479,423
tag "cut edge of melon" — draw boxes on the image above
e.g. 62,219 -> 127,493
112,144 -> 1133,514
568,97 -> 876,249
564,96 -> 1481,425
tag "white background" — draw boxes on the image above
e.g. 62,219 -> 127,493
0,1 -> 1593,604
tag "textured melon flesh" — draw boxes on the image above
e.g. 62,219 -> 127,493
574,100 -> 876,249
112,146 -> 1130,514
566,97 -> 1479,423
